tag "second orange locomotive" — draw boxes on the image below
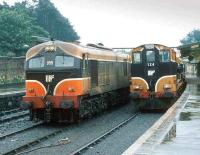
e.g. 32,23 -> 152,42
129,44 -> 186,109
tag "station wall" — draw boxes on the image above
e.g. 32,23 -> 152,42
0,57 -> 25,85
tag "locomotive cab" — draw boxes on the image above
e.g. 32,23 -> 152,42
25,47 -> 82,96
22,42 -> 90,122
130,44 -> 179,100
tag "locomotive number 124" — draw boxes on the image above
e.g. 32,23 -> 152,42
147,62 -> 154,67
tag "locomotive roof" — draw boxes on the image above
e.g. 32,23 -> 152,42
131,43 -> 182,64
26,41 -> 129,62
132,44 -> 174,53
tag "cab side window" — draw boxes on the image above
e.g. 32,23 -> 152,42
133,52 -> 141,64
159,51 -> 170,62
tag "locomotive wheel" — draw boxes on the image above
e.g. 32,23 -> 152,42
78,97 -> 91,119
102,98 -> 108,110
29,109 -> 33,121
73,110 -> 81,123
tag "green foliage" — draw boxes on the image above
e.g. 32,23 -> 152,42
181,29 -> 200,45
0,0 -> 80,56
33,0 -> 79,41
0,2 -> 49,56
188,55 -> 194,61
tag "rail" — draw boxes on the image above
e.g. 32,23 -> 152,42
70,113 -> 139,155
0,111 -> 29,123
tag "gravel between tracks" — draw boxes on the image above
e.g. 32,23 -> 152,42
82,113 -> 162,155
18,103 -> 161,155
0,124 -> 64,154
0,116 -> 31,137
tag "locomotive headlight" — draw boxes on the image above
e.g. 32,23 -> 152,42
135,86 -> 139,89
68,87 -> 76,92
163,84 -> 172,89
49,46 -> 55,51
28,88 -> 34,93
45,46 -> 56,52
45,46 -> 50,51
133,85 -> 143,90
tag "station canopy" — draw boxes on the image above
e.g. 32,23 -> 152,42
178,42 -> 200,62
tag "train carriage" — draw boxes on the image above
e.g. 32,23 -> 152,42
22,41 -> 130,122
130,44 -> 186,110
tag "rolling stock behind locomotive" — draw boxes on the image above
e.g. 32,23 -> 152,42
22,41 -> 130,122
130,44 -> 186,109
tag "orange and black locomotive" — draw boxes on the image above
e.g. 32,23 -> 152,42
130,44 -> 186,109
22,41 -> 130,122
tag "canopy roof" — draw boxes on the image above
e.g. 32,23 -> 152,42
178,42 -> 200,59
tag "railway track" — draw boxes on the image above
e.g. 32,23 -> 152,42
0,121 -> 43,140
0,100 -> 162,155
0,108 -> 21,116
70,113 -> 139,155
1,113 -> 139,155
2,125 -> 70,155
0,111 -> 29,123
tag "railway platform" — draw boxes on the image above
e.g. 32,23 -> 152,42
123,75 -> 200,155
153,83 -> 200,155
0,85 -> 25,98
0,85 -> 25,111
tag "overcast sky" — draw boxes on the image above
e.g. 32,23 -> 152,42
1,0 -> 200,47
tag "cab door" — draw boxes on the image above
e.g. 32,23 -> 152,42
82,53 -> 90,93
144,46 -> 159,91
82,53 -> 89,77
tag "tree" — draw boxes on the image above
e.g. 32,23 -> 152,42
33,0 -> 79,41
180,29 -> 200,76
180,29 -> 200,45
0,0 -> 80,56
0,3 -> 49,56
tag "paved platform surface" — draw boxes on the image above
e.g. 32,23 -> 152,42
154,83 -> 200,155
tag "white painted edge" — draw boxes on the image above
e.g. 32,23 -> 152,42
53,77 -> 90,95
155,75 -> 176,92
131,77 -> 149,89
122,87 -> 189,155
26,80 -> 47,95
